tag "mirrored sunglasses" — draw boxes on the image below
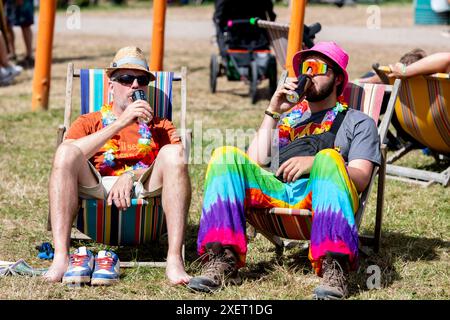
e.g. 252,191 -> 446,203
112,74 -> 150,86
301,60 -> 329,76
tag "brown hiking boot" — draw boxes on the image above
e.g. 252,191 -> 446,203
313,252 -> 350,300
187,242 -> 241,293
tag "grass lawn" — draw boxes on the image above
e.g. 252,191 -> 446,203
0,3 -> 449,300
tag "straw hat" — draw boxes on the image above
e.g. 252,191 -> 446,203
105,46 -> 155,81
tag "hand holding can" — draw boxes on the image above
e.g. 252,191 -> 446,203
132,90 -> 151,123
286,74 -> 312,104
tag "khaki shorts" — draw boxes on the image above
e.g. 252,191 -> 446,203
78,162 -> 162,200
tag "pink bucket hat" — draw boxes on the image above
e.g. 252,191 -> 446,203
292,41 -> 349,95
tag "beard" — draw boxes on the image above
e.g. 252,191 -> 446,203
306,74 -> 336,102
116,95 -> 131,111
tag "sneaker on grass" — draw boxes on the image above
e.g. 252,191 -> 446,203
91,250 -> 120,286
62,247 -> 94,285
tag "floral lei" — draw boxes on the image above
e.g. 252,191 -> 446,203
278,96 -> 348,149
99,103 -> 152,176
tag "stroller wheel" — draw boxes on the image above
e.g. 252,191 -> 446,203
210,54 -> 219,93
250,60 -> 258,104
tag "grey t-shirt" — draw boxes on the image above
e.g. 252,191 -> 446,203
273,108 -> 381,167
334,109 -> 381,166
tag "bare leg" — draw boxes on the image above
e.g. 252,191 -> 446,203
146,144 -> 191,285
21,25 -> 33,59
6,24 -> 16,59
44,143 -> 98,282
0,37 -> 10,67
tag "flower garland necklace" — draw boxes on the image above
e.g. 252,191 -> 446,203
278,96 -> 348,148
99,103 -> 152,176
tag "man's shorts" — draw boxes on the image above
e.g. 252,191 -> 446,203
78,162 -> 162,200
5,0 -> 34,27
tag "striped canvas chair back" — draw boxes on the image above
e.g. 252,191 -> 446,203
246,81 -> 393,241
257,20 -> 288,69
343,83 -> 384,124
76,69 -> 175,246
378,67 -> 450,155
79,69 -> 174,119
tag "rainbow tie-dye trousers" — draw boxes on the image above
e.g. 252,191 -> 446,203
197,146 -> 360,274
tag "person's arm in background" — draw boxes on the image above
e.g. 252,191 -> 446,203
388,52 -> 450,78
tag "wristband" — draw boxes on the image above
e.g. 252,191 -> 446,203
124,170 -> 136,183
400,63 -> 407,76
265,109 -> 281,120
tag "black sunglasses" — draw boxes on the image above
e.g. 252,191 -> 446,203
112,74 -> 150,86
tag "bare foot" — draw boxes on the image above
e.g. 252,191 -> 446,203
166,254 -> 191,285
43,254 -> 68,283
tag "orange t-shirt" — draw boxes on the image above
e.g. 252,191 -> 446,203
65,112 -> 180,176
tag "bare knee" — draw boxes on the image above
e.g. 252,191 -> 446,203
52,143 -> 85,170
157,144 -> 186,168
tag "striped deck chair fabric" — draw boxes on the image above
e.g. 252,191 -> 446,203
246,82 -> 389,242
76,69 -> 174,246
257,20 -> 289,69
378,67 -> 450,155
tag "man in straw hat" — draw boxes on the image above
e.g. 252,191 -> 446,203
45,46 -> 191,286
187,42 -> 381,299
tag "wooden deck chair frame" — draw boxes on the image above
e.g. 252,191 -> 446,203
246,71 -> 401,257
48,63 -> 190,268
256,20 -> 289,70
374,66 -> 450,187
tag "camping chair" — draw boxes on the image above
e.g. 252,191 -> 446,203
48,63 -> 189,267
374,66 -> 450,187
246,71 -> 401,257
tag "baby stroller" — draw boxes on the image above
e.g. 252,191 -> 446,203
210,0 -> 278,104
210,0 -> 322,104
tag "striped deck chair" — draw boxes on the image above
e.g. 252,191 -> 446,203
50,63 -> 188,267
375,66 -> 450,187
246,71 -> 401,256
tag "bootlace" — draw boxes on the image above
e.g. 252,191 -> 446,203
322,258 -> 347,290
200,251 -> 234,280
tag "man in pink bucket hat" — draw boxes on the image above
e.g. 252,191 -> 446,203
187,42 -> 381,300
292,41 -> 349,96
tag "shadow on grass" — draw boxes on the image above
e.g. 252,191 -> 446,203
241,240 -> 312,282
349,231 -> 450,295
415,158 -> 450,172
394,149 -> 450,172
70,227 -> 448,297
69,222 -> 200,268
239,231 -> 449,297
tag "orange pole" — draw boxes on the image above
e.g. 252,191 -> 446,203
150,0 -> 167,71
286,0 -> 306,77
31,0 -> 57,111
